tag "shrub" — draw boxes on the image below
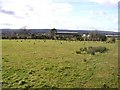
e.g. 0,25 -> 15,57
77,46 -> 108,55
106,37 -> 116,43
96,46 -> 107,53
87,48 -> 95,55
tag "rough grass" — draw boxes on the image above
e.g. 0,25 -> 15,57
2,39 -> 119,88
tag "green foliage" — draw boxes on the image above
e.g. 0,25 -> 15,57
88,31 -> 107,41
77,46 -> 108,55
106,37 -> 116,43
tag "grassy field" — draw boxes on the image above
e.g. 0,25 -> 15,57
2,39 -> 119,88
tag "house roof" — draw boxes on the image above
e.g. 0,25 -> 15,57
57,32 -> 78,34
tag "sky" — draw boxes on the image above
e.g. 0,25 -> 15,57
0,0 -> 119,32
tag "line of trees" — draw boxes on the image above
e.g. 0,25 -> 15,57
82,32 -> 107,41
2,28 -> 50,39
2,28 -> 56,39
2,28 -> 116,42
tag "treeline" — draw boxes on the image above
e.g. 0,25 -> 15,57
1,28 -> 116,42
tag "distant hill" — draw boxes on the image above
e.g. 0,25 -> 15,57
57,29 -> 119,35
1,29 -> 119,35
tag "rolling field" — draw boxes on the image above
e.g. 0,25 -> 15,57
2,39 -> 119,88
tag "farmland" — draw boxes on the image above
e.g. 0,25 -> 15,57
2,39 -> 119,88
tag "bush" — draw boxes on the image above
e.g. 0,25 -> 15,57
95,46 -> 107,53
106,38 -> 116,43
87,47 -> 95,55
77,46 -> 108,55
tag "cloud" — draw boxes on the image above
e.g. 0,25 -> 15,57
0,0 -> 118,31
0,0 -> 73,29
89,10 -> 118,24
54,0 -> 119,7
89,10 -> 106,16
53,0 -> 88,3
89,0 -> 119,6
0,8 -> 15,15
0,0 -> 72,18
88,9 -> 118,31
0,23 -> 12,26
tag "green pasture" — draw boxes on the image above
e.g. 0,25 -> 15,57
2,39 -> 119,88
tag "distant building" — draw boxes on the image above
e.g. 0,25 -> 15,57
105,35 -> 120,38
56,31 -> 78,35
56,31 -> 78,37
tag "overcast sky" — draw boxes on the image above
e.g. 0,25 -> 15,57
0,0 -> 118,32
